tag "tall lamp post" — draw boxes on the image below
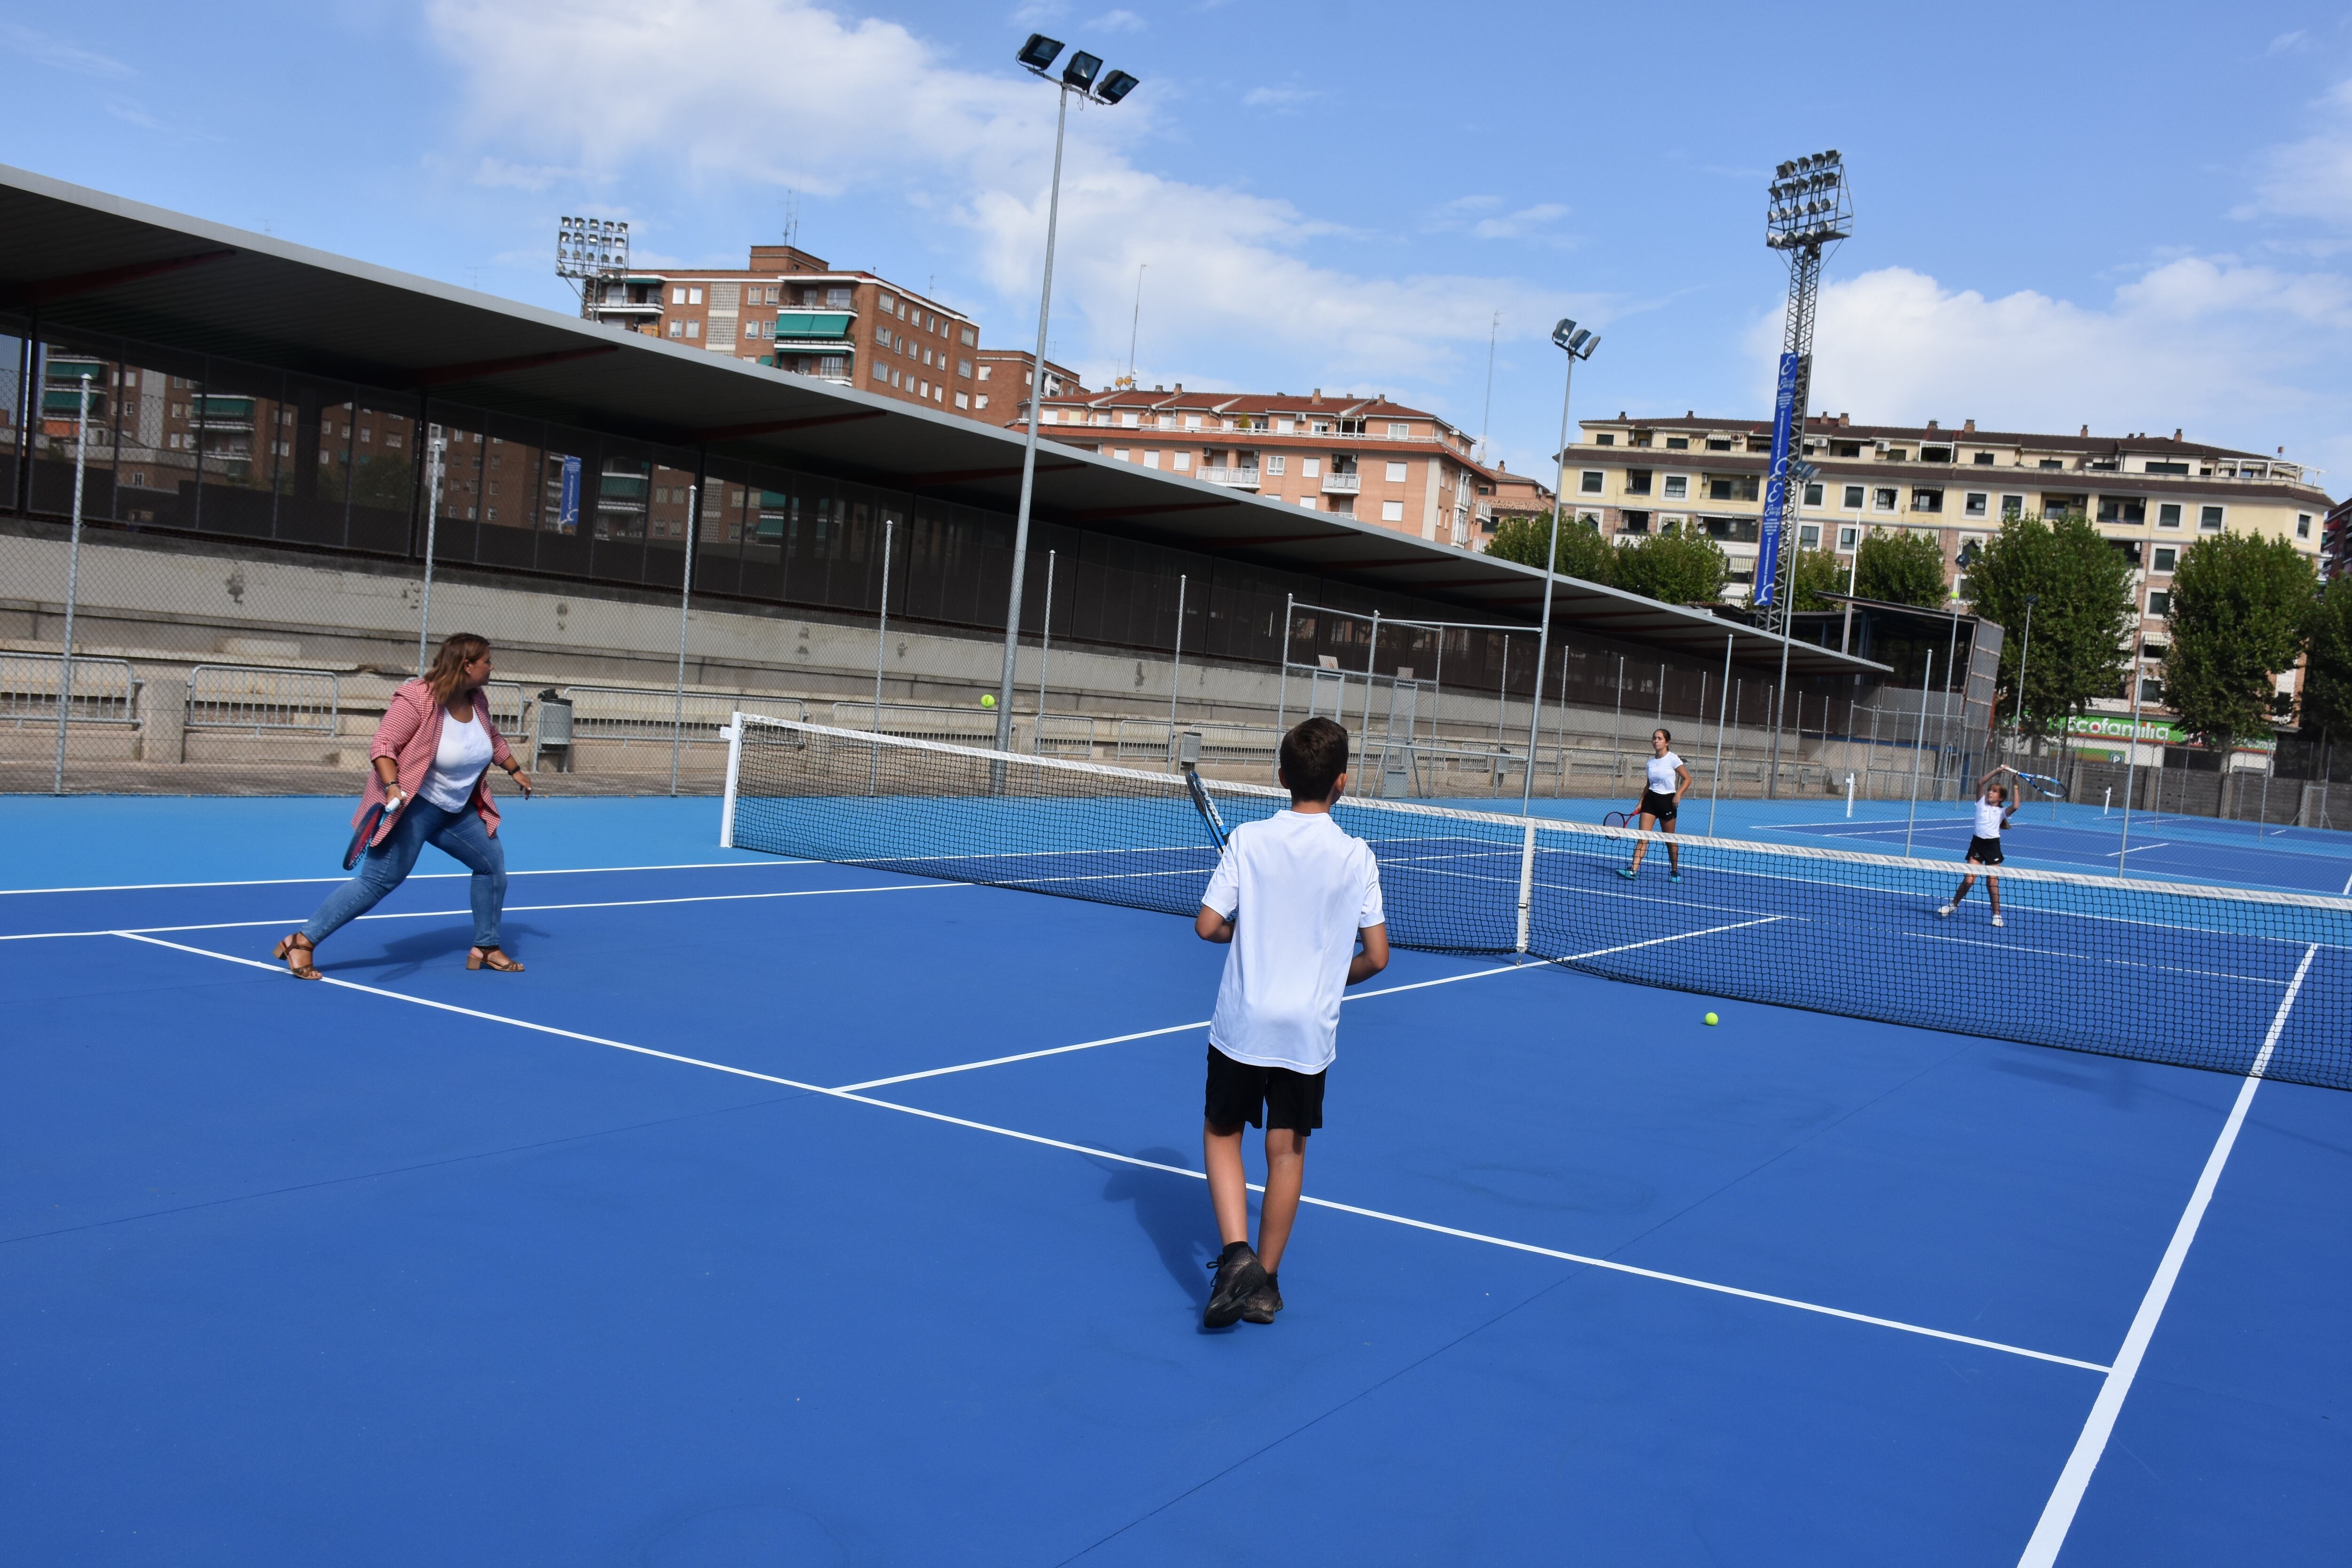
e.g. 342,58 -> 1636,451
2011,592 -> 2040,764
1523,319 -> 1601,813
992,34 -> 1140,751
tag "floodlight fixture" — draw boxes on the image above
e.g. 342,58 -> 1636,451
1062,50 -> 1102,90
1017,33 -> 1064,71
1551,318 -> 1578,349
1097,69 -> 1140,104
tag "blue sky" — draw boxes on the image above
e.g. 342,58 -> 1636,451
7,1 -> 2352,490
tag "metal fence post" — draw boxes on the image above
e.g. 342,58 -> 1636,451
1707,634 -> 1731,836
1275,591 -> 1293,744
1033,548 -> 1055,751
1168,573 -> 1187,750
415,426 -> 444,677
1903,650 -> 1934,857
870,514 -> 894,795
51,374 -> 93,795
669,484 -> 698,797
1362,608 -> 1381,740
1553,642 -> 1570,796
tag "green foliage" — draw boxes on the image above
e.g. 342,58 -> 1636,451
350,454 -> 414,514
1613,530 -> 1730,606
1771,546 -> 1847,614
2163,531 -> 2316,754
2303,575 -> 2352,740
1967,511 -> 2136,736
1486,510 -> 1615,586
1853,527 -> 1947,607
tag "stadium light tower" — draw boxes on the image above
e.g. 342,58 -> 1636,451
1523,319 -> 1600,814
1755,149 -> 1852,798
993,35 -> 1142,752
556,217 -> 630,320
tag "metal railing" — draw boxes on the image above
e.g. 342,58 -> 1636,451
184,664 -> 340,734
0,653 -> 139,727
1113,718 -> 1285,769
567,685 -> 806,742
831,701 -> 1003,746
1321,471 -> 1362,493
1200,467 -> 1261,488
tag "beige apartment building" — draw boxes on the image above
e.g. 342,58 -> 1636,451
1565,412 -> 2333,700
580,244 -> 983,417
1021,385 -> 1495,545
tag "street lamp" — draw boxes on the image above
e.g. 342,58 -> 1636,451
1522,318 -> 1601,813
991,35 -> 1141,751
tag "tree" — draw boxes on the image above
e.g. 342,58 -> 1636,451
1486,509 -> 1614,585
2164,533 -> 2315,806
1966,511 -> 2136,738
1767,546 -> 1846,613
2303,574 -> 2352,742
1854,527 -> 1947,607
1614,530 -> 1730,606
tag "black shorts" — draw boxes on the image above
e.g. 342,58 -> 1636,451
1204,1045 -> 1326,1135
1638,789 -> 1678,822
1966,835 -> 2004,866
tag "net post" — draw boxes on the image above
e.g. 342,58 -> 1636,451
719,710 -> 744,848
1514,819 -> 1537,956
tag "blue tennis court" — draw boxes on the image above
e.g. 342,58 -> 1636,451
5,793 -> 2347,1565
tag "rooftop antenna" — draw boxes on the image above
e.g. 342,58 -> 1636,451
1477,309 -> 1499,462
783,190 -> 800,248
1114,263 -> 1147,390
556,216 -> 629,320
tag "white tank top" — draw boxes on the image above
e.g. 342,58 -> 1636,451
420,707 -> 494,811
1646,753 -> 1683,794
1973,796 -> 2008,838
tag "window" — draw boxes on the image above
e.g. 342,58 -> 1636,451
2141,641 -> 2169,661
923,348 -> 934,368
2153,546 -> 2176,572
1665,436 -> 1690,450
2298,513 -> 2313,539
1120,411 -> 1138,427
1387,422 -> 1410,438
1619,511 -> 1652,534
1184,414 -> 1201,430
2199,505 -> 2224,531
1837,525 -> 1859,550
1911,488 -> 1944,513
2002,494 -> 2025,519
1833,441 -> 1862,458
958,359 -> 972,377
2146,460 -> 2188,475
1873,487 -> 1897,510
1266,454 -> 1287,475
1143,451 -> 1160,468
975,394 -> 989,410
1385,461 -> 1408,482
744,319 -> 762,338
1973,452 -> 1995,465
1885,449 -> 1909,462
1111,448 -> 1128,462
1302,458 -> 1321,478
1172,452 -> 1190,471
688,287 -> 703,304
1626,469 -> 1653,496
1664,475 -> 1689,499
1705,438 -> 1732,451
1706,475 -> 1758,501
1843,484 -> 1865,509
1632,432 -> 1653,448
671,287 -> 687,304
960,326 -> 976,346
1799,523 -> 1820,549
1922,446 -> 1952,463
954,391 -> 969,410
2038,458 -> 2064,470
1580,470 -> 1604,495
1381,500 -> 1406,522
667,319 -> 683,338
1965,492 -> 1987,517
1803,482 -> 1824,506
2147,590 -> 2171,616
2097,496 -> 2145,525
872,364 -> 887,382
874,325 -> 891,345
976,365 -> 991,381
1298,496 -> 1318,509
879,293 -> 895,311
826,287 -> 852,308
1594,433 -> 1615,446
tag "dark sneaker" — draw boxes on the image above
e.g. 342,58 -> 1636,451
1241,1272 -> 1283,1325
1204,1242 -> 1269,1329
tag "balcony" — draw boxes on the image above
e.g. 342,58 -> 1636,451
772,309 -> 858,342
1201,467 -> 1261,489
1321,471 -> 1361,493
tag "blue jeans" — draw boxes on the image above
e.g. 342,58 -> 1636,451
304,798 -> 507,949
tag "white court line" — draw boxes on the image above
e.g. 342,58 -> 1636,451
2343,868 -> 2352,897
0,882 -> 962,942
0,860 -> 813,897
2015,941 -> 2320,1567
830,917 -> 1786,1092
104,929 -> 2105,1374
2101,842 -> 2173,857
1907,932 -> 2288,987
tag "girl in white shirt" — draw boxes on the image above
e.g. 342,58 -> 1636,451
1937,764 -> 2018,927
1618,727 -> 1691,882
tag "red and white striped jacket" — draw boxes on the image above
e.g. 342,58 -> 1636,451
352,679 -> 517,848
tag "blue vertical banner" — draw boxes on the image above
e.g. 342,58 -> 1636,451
557,454 -> 582,534
1753,351 -> 1801,608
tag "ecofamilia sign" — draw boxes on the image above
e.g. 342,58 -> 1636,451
1751,352 -> 1803,609
2060,714 -> 2277,754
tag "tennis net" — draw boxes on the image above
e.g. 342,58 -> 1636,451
723,715 -> 2352,1091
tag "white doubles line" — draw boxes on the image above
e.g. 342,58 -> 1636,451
109,929 -> 2098,1374
0,860 -> 812,897
2013,940 -> 2321,1568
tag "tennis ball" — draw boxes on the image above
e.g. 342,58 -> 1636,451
1703,1011 -> 1719,1026
980,693 -> 996,708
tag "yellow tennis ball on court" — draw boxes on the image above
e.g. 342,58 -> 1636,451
1704,1012 -> 1719,1026
980,693 -> 996,708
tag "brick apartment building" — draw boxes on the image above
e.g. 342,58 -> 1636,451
1016,384 -> 1508,546
1565,411 -> 2334,706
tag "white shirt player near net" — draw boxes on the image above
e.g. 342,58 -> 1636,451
1617,727 -> 1692,882
1938,765 -> 2020,927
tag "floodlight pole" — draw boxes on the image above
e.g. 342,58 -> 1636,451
2013,594 -> 2039,764
1523,325 -> 1594,813
415,426 -> 445,678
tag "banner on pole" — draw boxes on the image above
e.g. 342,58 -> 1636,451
557,455 -> 583,534
1753,351 -> 1801,608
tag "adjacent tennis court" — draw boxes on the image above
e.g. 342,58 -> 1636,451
5,784 -> 2346,1566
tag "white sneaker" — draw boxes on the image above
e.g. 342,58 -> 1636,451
1935,904 -> 1954,919
1992,914 -> 2004,927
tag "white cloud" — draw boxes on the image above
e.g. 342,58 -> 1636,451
1242,83 -> 1321,111
2235,78 -> 2352,226
1088,8 -> 1147,32
423,0 -> 1596,400
0,22 -> 134,78
2265,29 -> 2309,55
472,156 -> 593,191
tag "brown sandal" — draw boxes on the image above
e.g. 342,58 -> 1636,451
467,945 -> 524,973
271,933 -> 322,980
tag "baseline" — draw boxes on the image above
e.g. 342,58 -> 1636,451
105,930 -> 2098,1373
0,860 -> 815,898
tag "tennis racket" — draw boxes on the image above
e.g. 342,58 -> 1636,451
1183,768 -> 1228,851
1602,810 -> 1633,828
342,800 -> 386,870
2010,770 -> 2066,799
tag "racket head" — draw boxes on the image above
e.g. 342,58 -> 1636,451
343,802 -> 385,870
1183,768 -> 1228,850
1602,810 -> 1632,828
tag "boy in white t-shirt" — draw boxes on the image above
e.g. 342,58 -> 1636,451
1192,716 -> 1389,1329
